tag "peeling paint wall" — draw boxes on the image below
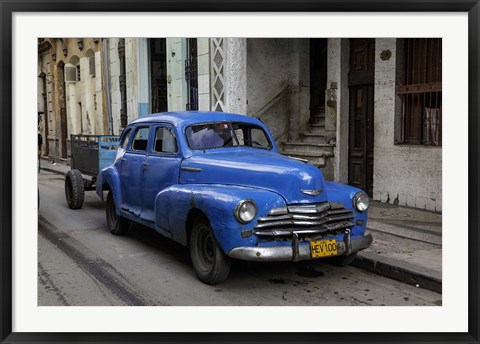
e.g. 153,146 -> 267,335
108,38 -> 122,135
246,38 -> 310,143
328,38 -> 350,184
125,38 -> 138,123
37,38 -> 105,160
167,38 -> 188,111
225,38 -> 247,114
37,51 -> 55,157
373,38 -> 442,212
94,51 -> 104,134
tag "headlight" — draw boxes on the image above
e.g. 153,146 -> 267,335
234,199 -> 257,224
353,192 -> 369,212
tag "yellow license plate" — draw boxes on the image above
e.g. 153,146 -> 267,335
310,239 -> 338,258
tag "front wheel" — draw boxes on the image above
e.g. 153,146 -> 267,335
190,217 -> 231,285
106,191 -> 129,235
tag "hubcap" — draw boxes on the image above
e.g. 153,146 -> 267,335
196,225 -> 215,272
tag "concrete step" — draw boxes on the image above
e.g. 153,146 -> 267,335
282,148 -> 333,157
308,125 -> 326,135
300,132 -> 326,143
281,141 -> 334,154
311,107 -> 325,115
310,117 -> 325,126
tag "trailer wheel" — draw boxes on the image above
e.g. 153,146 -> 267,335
65,169 -> 85,209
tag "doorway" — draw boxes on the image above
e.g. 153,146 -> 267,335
150,39 -> 168,113
348,39 -> 375,196
310,38 -> 328,122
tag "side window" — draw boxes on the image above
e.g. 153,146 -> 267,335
131,127 -> 150,152
251,128 -> 270,148
154,127 -> 178,153
120,129 -> 131,150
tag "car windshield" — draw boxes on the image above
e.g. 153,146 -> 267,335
185,122 -> 272,150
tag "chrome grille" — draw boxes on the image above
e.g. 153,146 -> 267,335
254,202 -> 354,236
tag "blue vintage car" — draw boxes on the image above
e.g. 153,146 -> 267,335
96,111 -> 372,284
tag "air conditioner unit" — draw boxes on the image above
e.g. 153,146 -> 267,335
65,66 -> 77,82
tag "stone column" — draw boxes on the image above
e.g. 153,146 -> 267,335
327,38 -> 350,183
135,38 -> 149,117
225,38 -> 247,114
211,38 -> 247,114
372,38 -> 398,204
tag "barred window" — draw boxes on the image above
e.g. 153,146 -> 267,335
397,38 -> 442,146
185,38 -> 198,111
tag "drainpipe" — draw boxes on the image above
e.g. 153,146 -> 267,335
103,38 -> 113,135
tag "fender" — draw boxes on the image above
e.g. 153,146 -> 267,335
154,184 -> 286,253
324,181 -> 368,236
96,167 -> 122,211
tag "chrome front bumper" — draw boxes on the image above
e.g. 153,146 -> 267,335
228,230 -> 373,262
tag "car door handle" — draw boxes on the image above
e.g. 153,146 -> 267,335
121,157 -> 127,161
142,162 -> 150,167
181,166 -> 202,172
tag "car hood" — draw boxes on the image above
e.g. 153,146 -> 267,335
180,149 -> 328,204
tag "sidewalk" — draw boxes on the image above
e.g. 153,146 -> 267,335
355,202 -> 441,293
40,158 -> 442,293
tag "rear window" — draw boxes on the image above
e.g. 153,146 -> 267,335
131,127 -> 150,151
185,122 -> 272,150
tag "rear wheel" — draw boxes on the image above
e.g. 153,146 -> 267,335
65,169 -> 85,209
106,191 -> 129,235
190,217 -> 231,285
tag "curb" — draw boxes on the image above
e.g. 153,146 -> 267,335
40,166 -> 68,176
353,251 -> 442,293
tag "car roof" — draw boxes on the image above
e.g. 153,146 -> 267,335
129,111 -> 263,128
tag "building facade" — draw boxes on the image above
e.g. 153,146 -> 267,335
38,37 -> 441,211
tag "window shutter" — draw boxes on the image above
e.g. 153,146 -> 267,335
65,66 -> 77,82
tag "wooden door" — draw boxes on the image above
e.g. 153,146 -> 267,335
348,39 -> 375,196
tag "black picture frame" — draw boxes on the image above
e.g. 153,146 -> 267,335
1,1 -> 479,343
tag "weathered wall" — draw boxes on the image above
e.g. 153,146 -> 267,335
37,51 -> 55,157
136,38 -> 150,117
37,39 -> 104,159
94,50 -> 104,134
108,38 -> 122,135
373,38 -> 442,212
225,38 -> 247,114
328,38 -> 350,184
125,38 -> 138,124
167,38 -> 188,111
246,38 -> 310,143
